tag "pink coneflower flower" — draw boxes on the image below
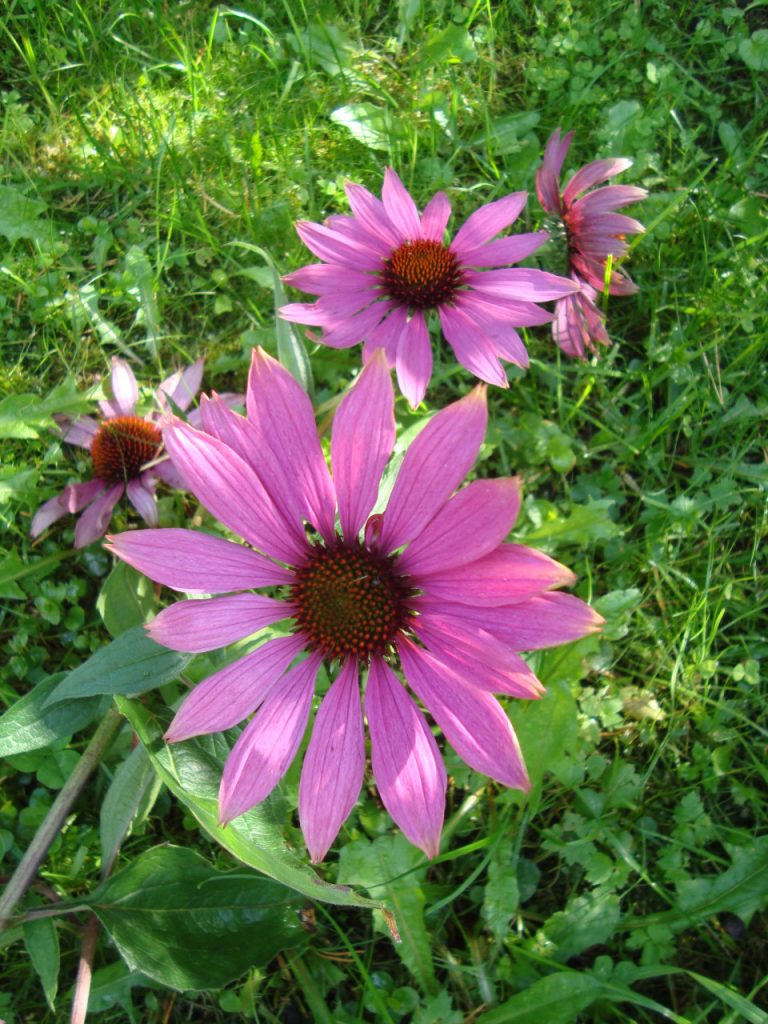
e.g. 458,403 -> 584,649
107,348 -> 602,861
31,356 -> 203,548
279,168 -> 579,407
536,128 -> 647,358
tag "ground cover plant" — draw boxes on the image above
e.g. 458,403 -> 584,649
1,0 -> 766,1021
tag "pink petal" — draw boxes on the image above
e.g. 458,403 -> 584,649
150,456 -> 187,490
379,385 -> 488,554
400,478 -> 521,576
452,192 -> 527,255
439,304 -> 513,383
572,185 -> 647,217
218,653 -> 322,824
158,358 -> 204,413
108,357 -> 139,416
74,483 -> 123,547
381,168 -> 421,240
466,267 -> 579,302
331,350 -> 395,541
283,263 -> 378,297
163,419 -> 308,565
535,128 -> 572,215
457,230 -> 550,270
366,657 -> 446,858
362,305 -> 409,364
246,348 -> 337,543
395,313 -> 433,409
417,543 -> 576,605
30,479 -> 106,536
106,528 -> 292,593
419,191 -> 451,241
148,593 -> 288,653
299,659 -> 365,863
399,638 -> 529,790
295,220 -> 384,269
414,619 -> 544,699
166,634 -> 306,742
319,301 -> 391,350
457,290 -> 554,328
57,415 -> 99,450
418,592 -> 605,650
344,182 -> 401,249
126,477 -> 158,526
562,157 -> 633,205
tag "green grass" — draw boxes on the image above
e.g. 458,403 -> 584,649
1,0 -> 767,1020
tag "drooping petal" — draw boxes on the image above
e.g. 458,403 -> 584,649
163,418 -> 309,564
366,657 -> 446,859
419,191 -> 451,241
417,592 -> 605,650
150,456 -> 187,490
299,659 -> 365,863
166,634 -> 306,742
572,185 -> 648,218
535,128 -> 572,214
148,593 -> 288,653
331,349 -> 395,541
158,358 -> 204,412
126,477 -> 158,526
439,304 -> 513,383
379,385 -> 488,553
106,528 -> 292,593
395,313 -> 432,410
74,483 -> 124,547
400,638 -> 530,790
218,653 -> 322,824
381,167 -> 421,241
417,543 -> 576,606
399,478 -> 521,576
107,357 -> 139,416
246,348 -> 337,543
451,192 -> 527,255
30,479 -> 106,536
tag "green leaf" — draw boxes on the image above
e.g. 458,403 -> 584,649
86,846 -> 302,990
46,627 -> 193,704
0,675 -> 109,757
338,834 -> 438,996
0,549 -> 27,599
97,562 -> 155,638
100,744 -> 162,874
271,263 -> 313,395
533,891 -> 621,962
23,917 -> 59,1011
0,184 -> 48,242
477,971 -> 602,1024
675,837 -> 768,926
123,246 -> 160,358
116,695 -> 388,912
482,854 -> 520,942
86,961 -> 162,1018
331,103 -> 405,152
739,30 -> 768,71
0,378 -> 91,439
424,24 -> 477,63
509,680 -> 578,805
521,499 -> 620,550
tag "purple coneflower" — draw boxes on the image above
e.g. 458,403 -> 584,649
279,168 -> 578,407
536,128 -> 647,358
107,348 -> 602,861
31,356 -> 203,548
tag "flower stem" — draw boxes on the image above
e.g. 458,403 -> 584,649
0,705 -> 123,931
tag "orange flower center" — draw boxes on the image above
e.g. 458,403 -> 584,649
381,239 -> 464,309
291,542 -> 412,661
91,416 -> 162,484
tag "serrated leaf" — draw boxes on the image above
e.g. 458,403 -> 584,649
675,837 -> 768,926
100,744 -> 161,874
533,891 -> 621,962
23,917 -> 60,1011
116,695 -> 387,913
521,499 -> 620,550
46,626 -> 193,704
0,379 -> 91,439
338,834 -> 438,995
86,846 -> 303,990
0,674 -> 109,757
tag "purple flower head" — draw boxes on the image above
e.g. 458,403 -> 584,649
536,129 -> 647,358
107,348 -> 603,862
30,356 -> 203,548
280,168 -> 579,407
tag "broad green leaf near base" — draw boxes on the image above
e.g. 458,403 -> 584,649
116,695 -> 389,914
0,674 -> 109,757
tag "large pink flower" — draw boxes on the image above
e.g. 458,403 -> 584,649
280,168 -> 579,407
536,129 -> 647,358
31,357 -> 203,548
107,348 -> 603,861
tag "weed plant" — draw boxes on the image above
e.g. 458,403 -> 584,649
1,0 -> 766,1021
